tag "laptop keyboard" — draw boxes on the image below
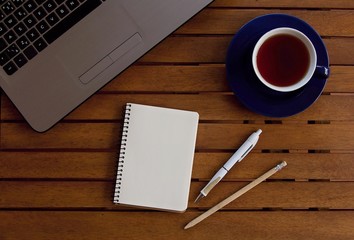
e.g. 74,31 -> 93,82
0,0 -> 103,75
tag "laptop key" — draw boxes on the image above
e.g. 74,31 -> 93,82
33,37 -> 47,52
24,1 -> 38,13
26,28 -> 40,41
24,15 -> 37,28
56,4 -> 69,18
0,38 -> 7,51
43,0 -> 57,13
33,7 -> 47,21
14,53 -> 27,68
0,51 -> 10,65
36,20 -> 49,34
5,43 -> 20,58
16,35 -> 30,49
46,12 -> 59,26
14,7 -> 28,21
54,0 -> 65,4
2,2 -> 15,15
4,15 -> 18,28
0,22 -> 7,36
44,0 -> 101,44
35,0 -> 46,5
12,0 -> 25,8
66,0 -> 79,11
0,9 -> 5,21
4,30 -> 17,44
14,22 -> 27,36
3,61 -> 18,75
23,45 -> 37,60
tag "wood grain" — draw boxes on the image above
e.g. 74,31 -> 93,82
211,0 -> 354,9
178,9 -> 354,37
2,123 -> 354,150
0,152 -> 116,180
0,150 -> 354,181
0,2 -> 353,240
2,94 -> 354,121
0,181 -> 353,209
1,152 -> 353,180
0,211 -> 353,240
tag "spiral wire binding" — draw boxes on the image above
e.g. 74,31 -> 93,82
114,103 -> 132,203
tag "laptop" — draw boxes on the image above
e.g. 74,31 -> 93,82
0,0 -> 213,132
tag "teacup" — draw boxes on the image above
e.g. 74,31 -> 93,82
252,27 -> 329,92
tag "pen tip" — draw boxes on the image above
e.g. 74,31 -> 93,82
194,193 -> 204,203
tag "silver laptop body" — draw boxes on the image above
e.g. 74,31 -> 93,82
0,0 -> 212,132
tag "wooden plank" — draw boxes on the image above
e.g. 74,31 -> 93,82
0,181 -> 353,209
192,152 -> 354,181
2,94 -> 354,121
102,65 -> 229,92
38,94 -> 354,122
100,65 -> 353,93
190,182 -> 354,209
210,0 -> 354,9
326,38 -> 354,65
2,123 -> 354,150
140,36 -> 354,65
1,152 -> 353,180
0,152 -> 116,180
0,123 -> 120,150
0,211 -> 353,240
2,211 -> 354,240
140,36 -> 229,63
178,9 -> 354,37
196,124 -> 354,150
325,66 -> 354,93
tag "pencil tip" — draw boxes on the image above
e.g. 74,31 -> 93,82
184,223 -> 192,230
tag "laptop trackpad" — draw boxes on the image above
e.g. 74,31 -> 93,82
54,2 -> 140,81
79,33 -> 142,84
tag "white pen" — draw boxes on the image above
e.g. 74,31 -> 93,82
194,129 -> 262,203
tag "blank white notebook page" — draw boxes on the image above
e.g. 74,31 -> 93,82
114,103 -> 199,212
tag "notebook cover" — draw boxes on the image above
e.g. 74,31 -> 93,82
114,103 -> 199,212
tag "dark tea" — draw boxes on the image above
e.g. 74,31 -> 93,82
256,34 -> 310,87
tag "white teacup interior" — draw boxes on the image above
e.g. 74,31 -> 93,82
252,27 -> 317,92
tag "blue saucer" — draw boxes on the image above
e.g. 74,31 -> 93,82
226,14 -> 330,117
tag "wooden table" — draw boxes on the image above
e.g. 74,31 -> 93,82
1,1 -> 354,239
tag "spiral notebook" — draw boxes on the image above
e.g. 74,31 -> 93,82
113,103 -> 199,212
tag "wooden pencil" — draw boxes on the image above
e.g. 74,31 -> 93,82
184,161 -> 287,229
